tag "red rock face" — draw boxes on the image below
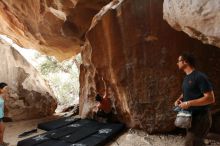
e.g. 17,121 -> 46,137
0,0 -> 220,133
80,0 -> 220,133
0,0 -> 111,60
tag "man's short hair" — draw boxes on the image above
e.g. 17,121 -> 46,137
95,94 -> 103,102
180,52 -> 196,68
0,82 -> 7,89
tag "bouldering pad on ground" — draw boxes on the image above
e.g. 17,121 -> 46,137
38,116 -> 80,131
18,119 -> 125,146
17,132 -> 52,146
60,120 -> 102,143
49,119 -> 99,139
71,123 -> 125,146
35,140 -> 72,146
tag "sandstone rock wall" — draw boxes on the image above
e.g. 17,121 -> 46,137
80,0 -> 220,133
0,39 -> 57,121
0,0 -> 220,133
163,0 -> 220,48
0,0 -> 110,60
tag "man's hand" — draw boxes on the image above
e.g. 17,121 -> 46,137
174,99 -> 182,106
174,94 -> 183,106
179,101 -> 190,109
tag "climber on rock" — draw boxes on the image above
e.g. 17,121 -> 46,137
175,52 -> 215,146
92,77 -> 117,122
0,82 -> 9,146
94,92 -> 113,121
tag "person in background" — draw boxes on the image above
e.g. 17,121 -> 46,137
94,90 -> 113,122
92,76 -> 113,122
0,82 -> 9,146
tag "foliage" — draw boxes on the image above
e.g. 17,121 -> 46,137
36,53 -> 81,110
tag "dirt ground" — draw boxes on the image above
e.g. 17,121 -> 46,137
3,117 -> 220,146
4,116 -> 56,146
107,129 -> 220,146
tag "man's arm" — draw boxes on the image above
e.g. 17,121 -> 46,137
188,91 -> 215,106
179,91 -> 215,109
174,94 -> 183,106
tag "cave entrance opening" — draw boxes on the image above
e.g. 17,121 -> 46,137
0,35 -> 81,114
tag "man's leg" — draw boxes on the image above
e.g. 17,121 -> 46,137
185,132 -> 206,146
193,111 -> 212,146
194,138 -> 206,146
96,110 -> 106,118
185,111 -> 212,146
185,129 -> 195,146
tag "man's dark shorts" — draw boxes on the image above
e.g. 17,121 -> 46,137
185,110 -> 212,146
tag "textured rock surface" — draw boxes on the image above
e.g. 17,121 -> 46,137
0,39 -> 57,121
0,0 -> 110,60
0,0 -> 220,133
80,0 -> 220,133
163,0 -> 220,48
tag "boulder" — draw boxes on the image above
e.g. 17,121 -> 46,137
0,39 -> 57,121
163,0 -> 220,48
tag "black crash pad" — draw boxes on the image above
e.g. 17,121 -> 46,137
18,120 -> 125,146
49,119 -> 99,139
61,120 -> 102,143
72,123 -> 124,146
35,140 -> 72,146
17,132 -> 52,146
38,116 -> 80,131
